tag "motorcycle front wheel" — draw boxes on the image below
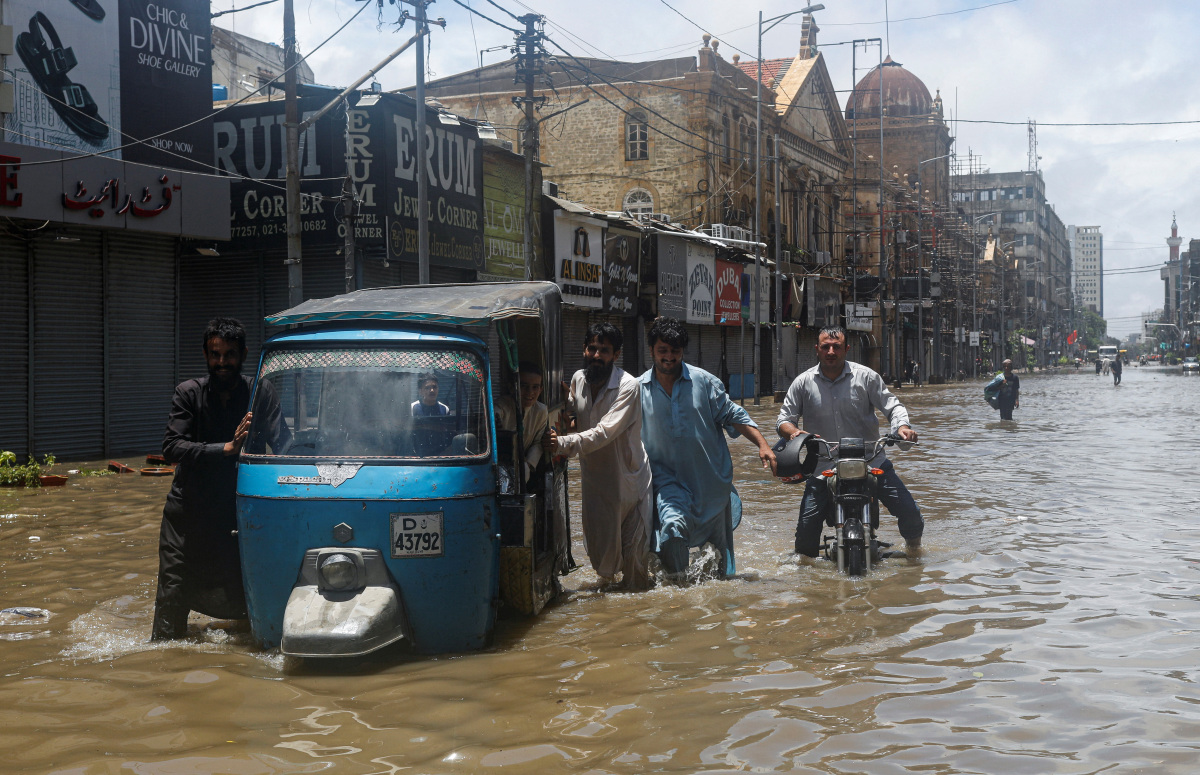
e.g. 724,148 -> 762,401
844,544 -> 867,576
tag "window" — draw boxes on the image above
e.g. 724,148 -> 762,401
626,110 -> 648,160
623,188 -> 653,217
721,114 -> 731,163
244,346 -> 490,461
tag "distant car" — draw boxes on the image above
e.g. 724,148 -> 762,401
1183,357 -> 1199,373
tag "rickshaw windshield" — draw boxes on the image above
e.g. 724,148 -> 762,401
243,346 -> 489,462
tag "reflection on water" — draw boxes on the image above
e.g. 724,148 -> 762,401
1,365 -> 1198,773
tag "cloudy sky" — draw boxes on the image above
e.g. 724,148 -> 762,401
216,0 -> 1200,339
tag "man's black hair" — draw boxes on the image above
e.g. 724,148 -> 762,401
418,372 -> 439,387
203,318 -> 246,351
646,316 -> 689,349
585,321 -> 623,353
818,325 -> 848,344
517,361 -> 542,377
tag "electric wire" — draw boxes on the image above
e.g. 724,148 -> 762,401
11,0 -> 372,170
212,0 -> 280,19
449,0 -> 520,33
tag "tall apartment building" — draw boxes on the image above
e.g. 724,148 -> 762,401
950,169 -> 1071,346
1070,225 -> 1103,315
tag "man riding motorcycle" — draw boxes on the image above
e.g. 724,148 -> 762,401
776,326 -> 924,559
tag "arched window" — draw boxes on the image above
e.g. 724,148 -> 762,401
721,114 -> 731,163
626,110 -> 648,160
623,188 -> 653,217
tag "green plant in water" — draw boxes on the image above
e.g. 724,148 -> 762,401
0,451 -> 56,488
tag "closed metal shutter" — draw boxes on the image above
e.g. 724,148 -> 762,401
561,308 -> 591,377
107,233 -> 178,455
32,232 -> 104,458
303,249 -> 346,303
795,327 -> 819,375
179,252 -> 264,383
0,235 -> 30,456
726,323 -> 752,391
692,325 -> 723,380
360,251 -> 403,289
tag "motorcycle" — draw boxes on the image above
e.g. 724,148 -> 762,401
775,433 -> 917,576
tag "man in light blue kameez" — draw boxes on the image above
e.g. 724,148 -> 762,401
638,317 -> 776,582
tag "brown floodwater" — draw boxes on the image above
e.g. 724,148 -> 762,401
2,364 -> 1198,774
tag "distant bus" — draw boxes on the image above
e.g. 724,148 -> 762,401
1098,345 -> 1118,361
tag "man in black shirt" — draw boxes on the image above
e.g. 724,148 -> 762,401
997,358 -> 1020,421
151,318 -> 273,640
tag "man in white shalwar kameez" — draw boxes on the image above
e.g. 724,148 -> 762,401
549,322 -> 653,590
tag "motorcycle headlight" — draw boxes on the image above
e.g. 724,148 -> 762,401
318,553 -> 358,591
836,459 -> 868,480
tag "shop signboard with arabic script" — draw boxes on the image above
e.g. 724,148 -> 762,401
0,140 -> 229,238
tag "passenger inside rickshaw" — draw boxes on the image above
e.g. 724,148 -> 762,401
244,348 -> 489,460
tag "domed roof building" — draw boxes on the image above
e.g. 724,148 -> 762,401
845,56 -> 938,120
843,54 -> 951,203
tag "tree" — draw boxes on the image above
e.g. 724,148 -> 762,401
1078,310 -> 1108,350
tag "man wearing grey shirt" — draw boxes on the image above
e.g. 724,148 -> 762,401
776,326 -> 923,558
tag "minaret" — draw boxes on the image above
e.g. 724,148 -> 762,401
1167,213 -> 1183,328
1167,213 -> 1182,260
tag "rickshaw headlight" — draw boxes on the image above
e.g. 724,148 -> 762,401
836,459 -> 867,480
319,553 -> 358,591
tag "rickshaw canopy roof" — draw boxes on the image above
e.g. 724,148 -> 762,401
265,282 -> 562,328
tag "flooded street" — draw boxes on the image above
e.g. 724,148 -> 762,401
2,365 -> 1198,774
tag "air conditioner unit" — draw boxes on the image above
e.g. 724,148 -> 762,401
730,227 -> 747,242
650,213 -> 671,223
711,224 -> 728,239
542,181 -> 559,197
816,251 -> 831,265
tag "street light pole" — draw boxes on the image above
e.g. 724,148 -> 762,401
915,153 -> 951,384
754,4 -> 824,405
754,10 -> 763,406
969,211 -> 999,377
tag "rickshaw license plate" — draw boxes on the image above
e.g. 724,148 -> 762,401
391,512 -> 444,558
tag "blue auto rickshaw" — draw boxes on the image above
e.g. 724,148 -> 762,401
236,282 -> 572,657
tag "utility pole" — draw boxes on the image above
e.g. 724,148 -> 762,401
342,97 -> 357,293
753,10 -> 764,405
414,0 -> 431,284
513,15 -> 545,281
774,135 -> 783,395
283,0 -> 302,306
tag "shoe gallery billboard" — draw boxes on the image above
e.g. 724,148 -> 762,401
4,0 -> 212,170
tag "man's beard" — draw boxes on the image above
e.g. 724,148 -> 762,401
208,363 -> 243,388
585,359 -> 614,385
654,360 -> 682,377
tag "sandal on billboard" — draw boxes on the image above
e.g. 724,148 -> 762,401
15,11 -> 110,144
69,0 -> 107,22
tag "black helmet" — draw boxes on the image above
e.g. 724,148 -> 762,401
772,433 -> 819,479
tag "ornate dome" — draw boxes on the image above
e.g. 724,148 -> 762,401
845,56 -> 933,119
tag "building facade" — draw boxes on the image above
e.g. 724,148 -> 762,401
951,169 -> 1072,367
211,25 -> 316,102
417,22 -> 857,393
1070,225 -> 1103,315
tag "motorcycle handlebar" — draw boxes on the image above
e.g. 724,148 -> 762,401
812,434 -> 918,457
